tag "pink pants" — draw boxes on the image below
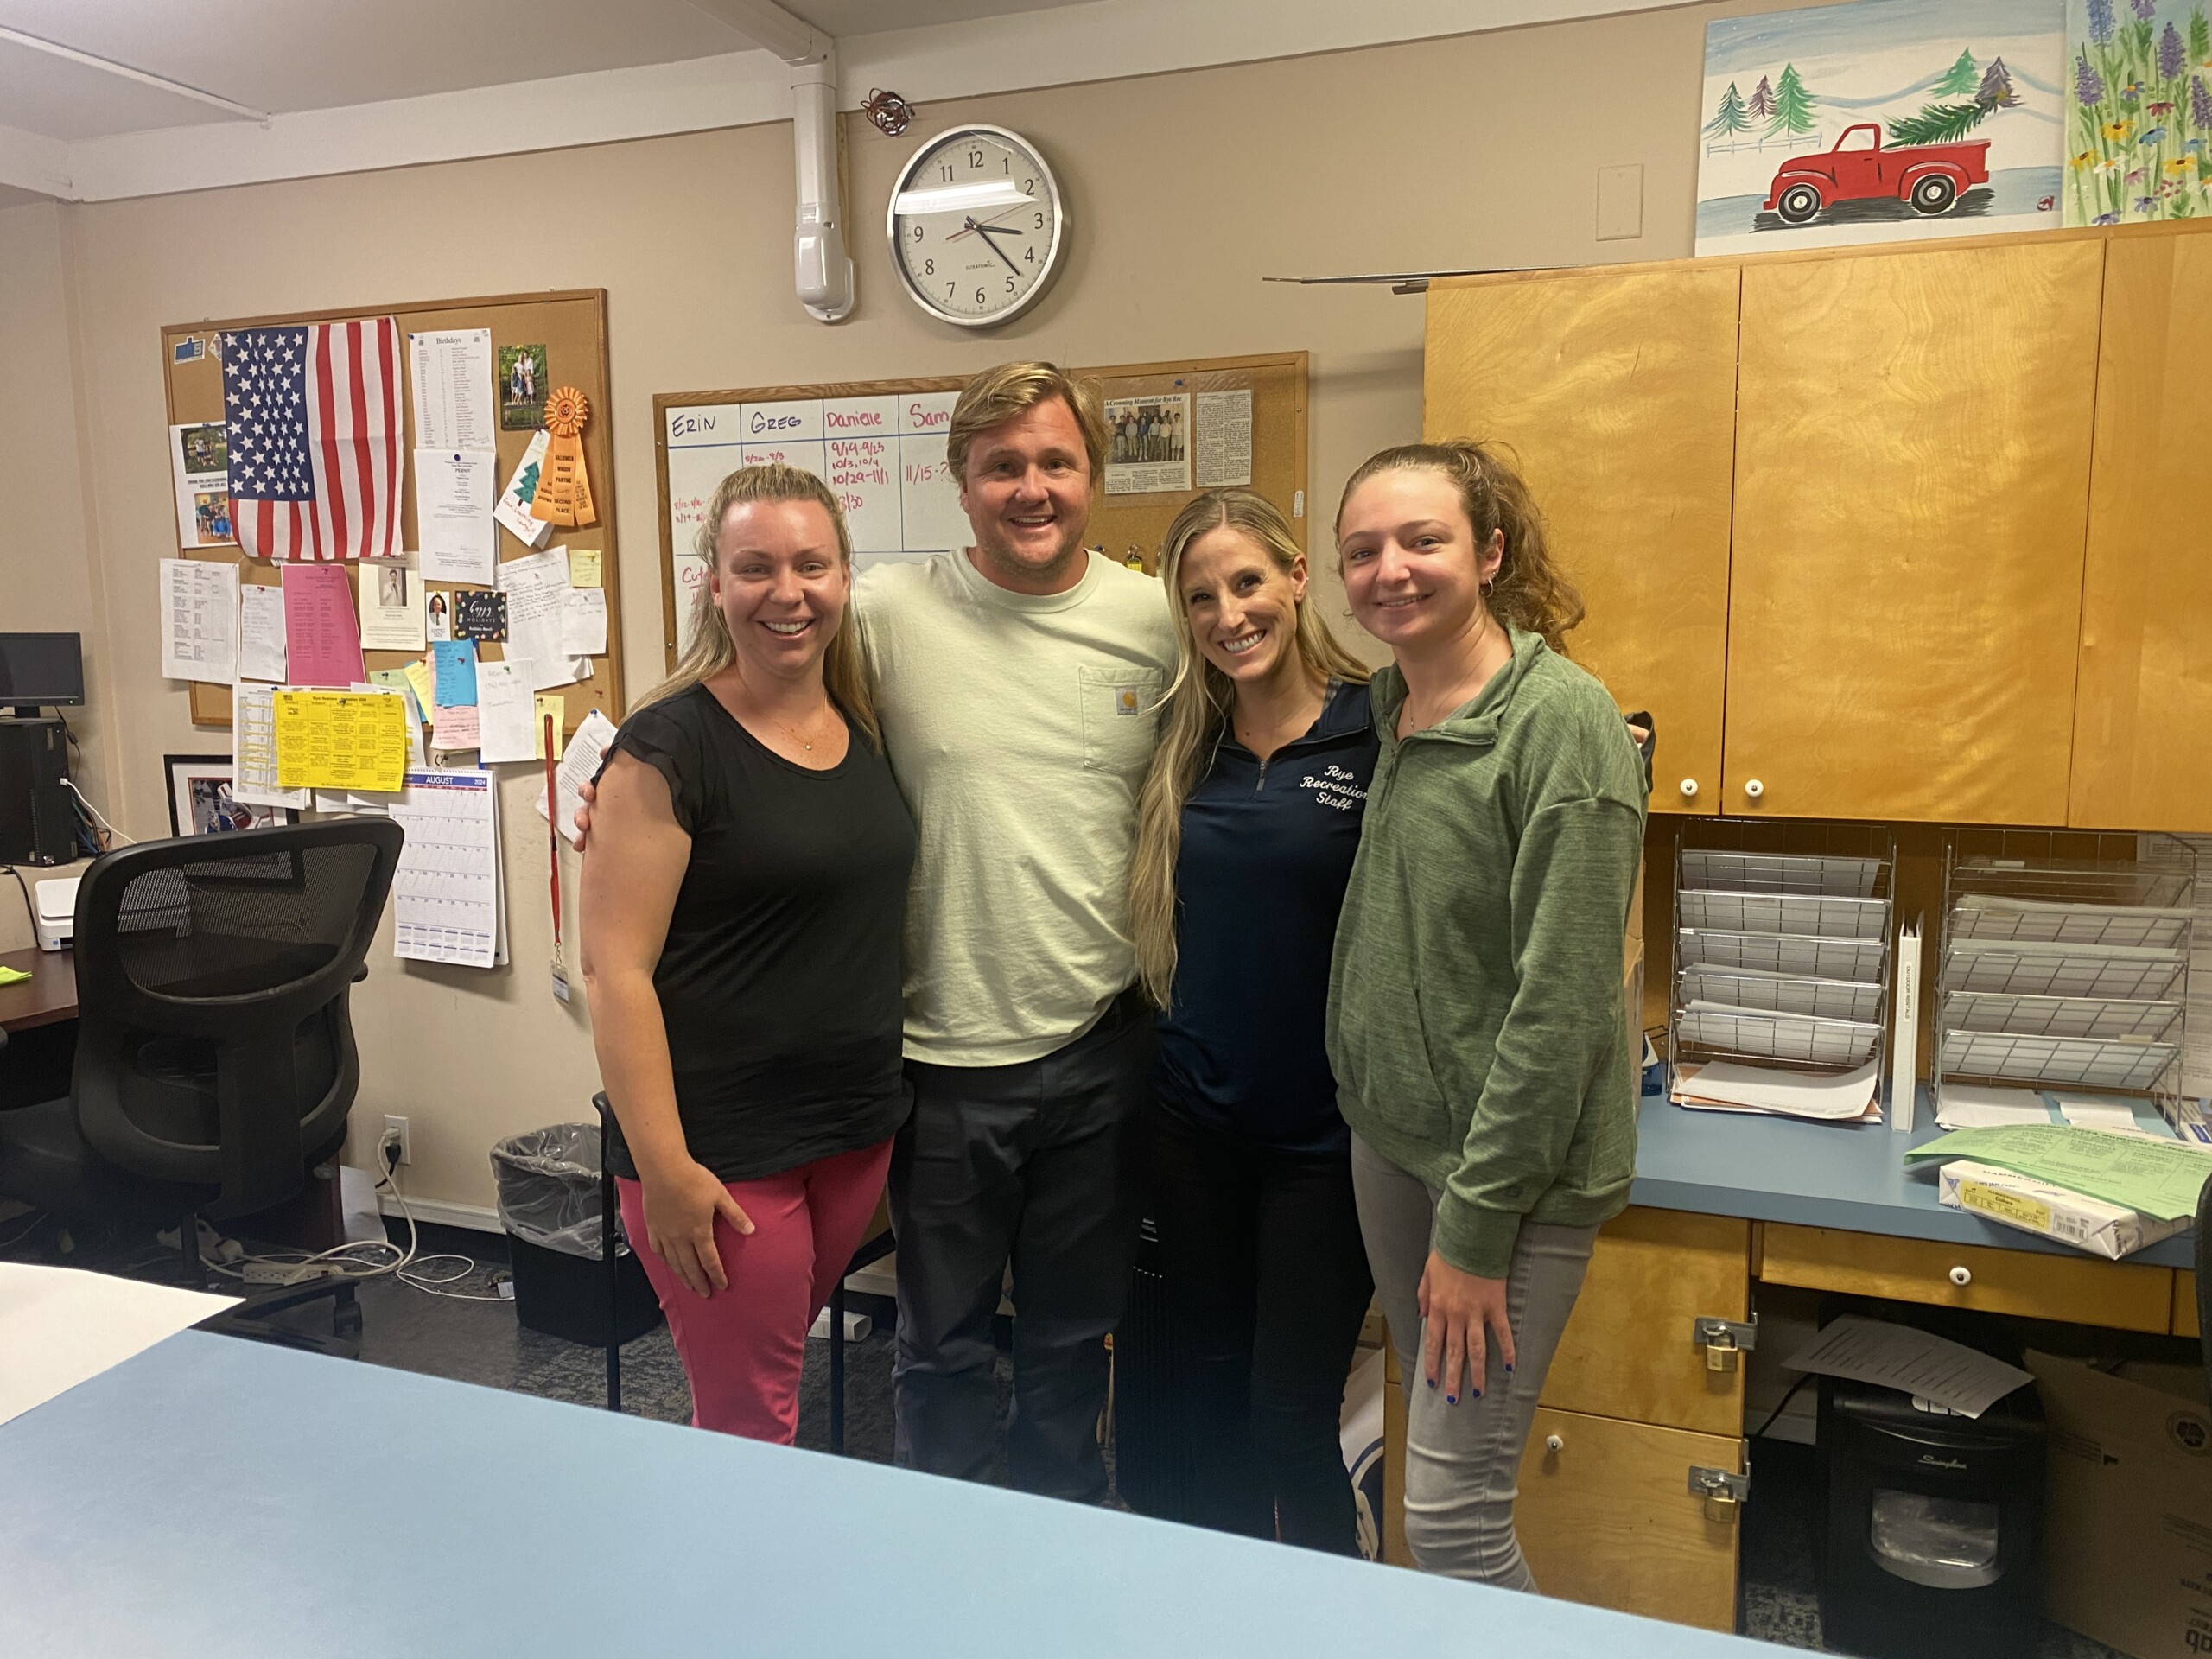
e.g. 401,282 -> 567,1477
617,1137 -> 893,1444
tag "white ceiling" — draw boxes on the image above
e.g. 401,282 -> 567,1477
0,0 -> 1662,203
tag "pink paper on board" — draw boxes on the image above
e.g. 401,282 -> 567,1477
280,563 -> 366,687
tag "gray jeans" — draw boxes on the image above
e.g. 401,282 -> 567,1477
1351,1133 -> 1598,1590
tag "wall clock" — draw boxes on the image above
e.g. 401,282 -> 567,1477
887,124 -> 1065,328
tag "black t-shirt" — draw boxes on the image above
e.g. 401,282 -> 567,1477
596,683 -> 917,1183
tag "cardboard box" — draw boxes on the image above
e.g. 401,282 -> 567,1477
2027,1350 -> 2212,1659
1937,1159 -> 2192,1260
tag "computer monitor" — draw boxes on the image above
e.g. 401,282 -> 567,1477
0,632 -> 86,716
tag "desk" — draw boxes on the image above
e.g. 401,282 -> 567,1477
0,945 -> 74,1033
0,1330 -> 1783,1659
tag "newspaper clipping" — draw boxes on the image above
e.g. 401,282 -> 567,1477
1105,393 -> 1191,495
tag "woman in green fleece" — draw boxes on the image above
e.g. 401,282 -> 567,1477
1325,440 -> 1646,1590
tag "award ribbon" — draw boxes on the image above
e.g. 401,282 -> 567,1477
531,385 -> 597,527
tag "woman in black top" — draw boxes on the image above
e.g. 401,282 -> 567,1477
581,463 -> 914,1443
1128,488 -> 1381,1551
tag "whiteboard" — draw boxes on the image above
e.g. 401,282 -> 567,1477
663,390 -> 968,655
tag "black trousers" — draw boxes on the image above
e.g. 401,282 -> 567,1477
1144,1103 -> 1376,1554
888,992 -> 1154,1502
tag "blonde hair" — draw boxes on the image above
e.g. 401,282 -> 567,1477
1334,440 -> 1585,652
946,361 -> 1108,485
639,462 -> 880,750
1130,489 -> 1372,1009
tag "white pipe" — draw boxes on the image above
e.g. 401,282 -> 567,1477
791,52 -> 854,323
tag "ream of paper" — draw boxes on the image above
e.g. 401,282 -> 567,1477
1935,1083 -> 2054,1131
237,582 -> 288,681
474,660 -> 537,764
0,1262 -> 238,1430
279,563 -> 365,687
168,422 -> 234,548
159,558 -> 238,684
231,681 -> 310,810
408,328 -> 494,452
357,560 -> 428,652
565,546 -> 601,588
1193,389 -> 1254,488
1904,1123 -> 2212,1222
495,429 -> 555,548
536,709 -> 619,849
431,703 -> 480,752
431,639 -> 478,708
390,768 -> 499,968
1783,1316 -> 2032,1420
497,544 -> 580,690
562,588 -> 607,657
415,448 -> 498,585
1671,1058 -> 1880,1120
273,690 -> 409,794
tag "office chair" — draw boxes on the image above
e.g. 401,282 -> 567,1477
2197,1172 -> 2209,1385
0,820 -> 402,1355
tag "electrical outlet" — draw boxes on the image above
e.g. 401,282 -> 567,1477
382,1114 -> 411,1166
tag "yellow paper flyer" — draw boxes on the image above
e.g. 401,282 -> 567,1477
274,690 -> 409,792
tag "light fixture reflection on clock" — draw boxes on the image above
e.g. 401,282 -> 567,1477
887,124 -> 1066,328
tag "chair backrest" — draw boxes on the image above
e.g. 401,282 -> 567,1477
71,818 -> 403,1217
2198,1172 -> 2209,1386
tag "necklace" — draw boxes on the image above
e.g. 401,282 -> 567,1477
767,702 -> 833,753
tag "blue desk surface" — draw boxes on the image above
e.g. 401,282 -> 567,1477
1630,1096 -> 2197,1270
0,1331 -> 1783,1659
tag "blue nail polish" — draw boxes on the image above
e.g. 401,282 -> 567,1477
1471,1389 -> 1483,1400
1504,1364 -> 1515,1374
1446,1394 -> 1457,1404
1426,1377 -> 1436,1389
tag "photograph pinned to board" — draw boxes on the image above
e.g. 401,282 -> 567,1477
499,343 -> 549,429
2063,0 -> 2212,226
426,590 -> 452,642
168,423 -> 234,547
1694,0 -> 2066,257
163,754 -> 295,837
1105,394 -> 1192,495
358,561 -> 428,652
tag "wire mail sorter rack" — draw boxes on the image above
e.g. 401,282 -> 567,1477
1933,834 -> 2195,1108
1669,823 -> 1897,1086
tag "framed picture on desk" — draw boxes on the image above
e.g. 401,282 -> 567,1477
163,755 -> 294,838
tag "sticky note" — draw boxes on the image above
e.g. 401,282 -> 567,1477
432,639 -> 479,708
534,695 -> 566,760
566,548 -> 601,588
401,657 -> 435,715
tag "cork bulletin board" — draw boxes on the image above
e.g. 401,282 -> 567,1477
652,351 -> 1307,668
160,288 -> 622,732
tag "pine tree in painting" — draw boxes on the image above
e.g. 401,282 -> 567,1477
1890,101 -> 1993,143
1935,48 -> 1980,95
1766,64 -> 1818,137
1748,74 -> 1777,120
1706,81 -> 1751,137
1976,56 -> 2018,108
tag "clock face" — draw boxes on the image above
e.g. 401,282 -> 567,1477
888,124 -> 1065,327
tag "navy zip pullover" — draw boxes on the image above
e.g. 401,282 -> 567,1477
1154,679 -> 1378,1156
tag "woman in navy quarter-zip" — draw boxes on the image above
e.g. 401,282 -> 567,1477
1129,488 -> 1380,1554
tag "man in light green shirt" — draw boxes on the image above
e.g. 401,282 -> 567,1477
859,364 -> 1175,1500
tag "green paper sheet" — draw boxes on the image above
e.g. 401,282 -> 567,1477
0,965 -> 29,987
1905,1124 -> 2212,1221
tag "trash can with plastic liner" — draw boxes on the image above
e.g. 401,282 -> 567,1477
490,1122 -> 663,1346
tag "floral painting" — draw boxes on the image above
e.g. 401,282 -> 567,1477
1697,0 -> 2067,257
2065,0 -> 2212,222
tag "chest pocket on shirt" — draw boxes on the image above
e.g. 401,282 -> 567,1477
1077,665 -> 1166,777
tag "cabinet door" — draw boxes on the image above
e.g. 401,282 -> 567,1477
1425,265 -> 1738,813
1517,1407 -> 1744,1630
2069,231 -> 2212,830
1726,239 -> 2105,823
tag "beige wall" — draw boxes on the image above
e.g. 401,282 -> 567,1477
13,8 -> 1713,1214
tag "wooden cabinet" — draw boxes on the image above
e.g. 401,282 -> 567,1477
1517,1407 -> 1745,1632
2069,230 -> 2212,831
1726,239 -> 2106,824
1761,1223 -> 2175,1333
1424,265 -> 1739,813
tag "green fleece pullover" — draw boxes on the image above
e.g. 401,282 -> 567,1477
1326,627 -> 1648,1278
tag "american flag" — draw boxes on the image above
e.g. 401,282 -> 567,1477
223,317 -> 402,562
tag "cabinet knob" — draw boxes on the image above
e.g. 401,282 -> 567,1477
1679,778 -> 1699,799
1744,779 -> 1765,799
1545,1433 -> 1565,1453
1948,1265 -> 1972,1287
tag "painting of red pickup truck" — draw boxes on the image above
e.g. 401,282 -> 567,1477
1764,123 -> 1991,224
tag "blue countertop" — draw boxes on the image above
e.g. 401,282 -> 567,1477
1630,1096 -> 2198,1271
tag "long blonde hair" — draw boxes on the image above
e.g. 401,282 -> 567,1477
1334,439 -> 1584,652
638,462 -> 880,749
1130,489 -> 1372,1009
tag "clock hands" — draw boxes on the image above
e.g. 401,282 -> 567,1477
946,205 -> 1026,240
963,215 -> 1026,278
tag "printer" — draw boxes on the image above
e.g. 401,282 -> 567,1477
33,874 -> 76,951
